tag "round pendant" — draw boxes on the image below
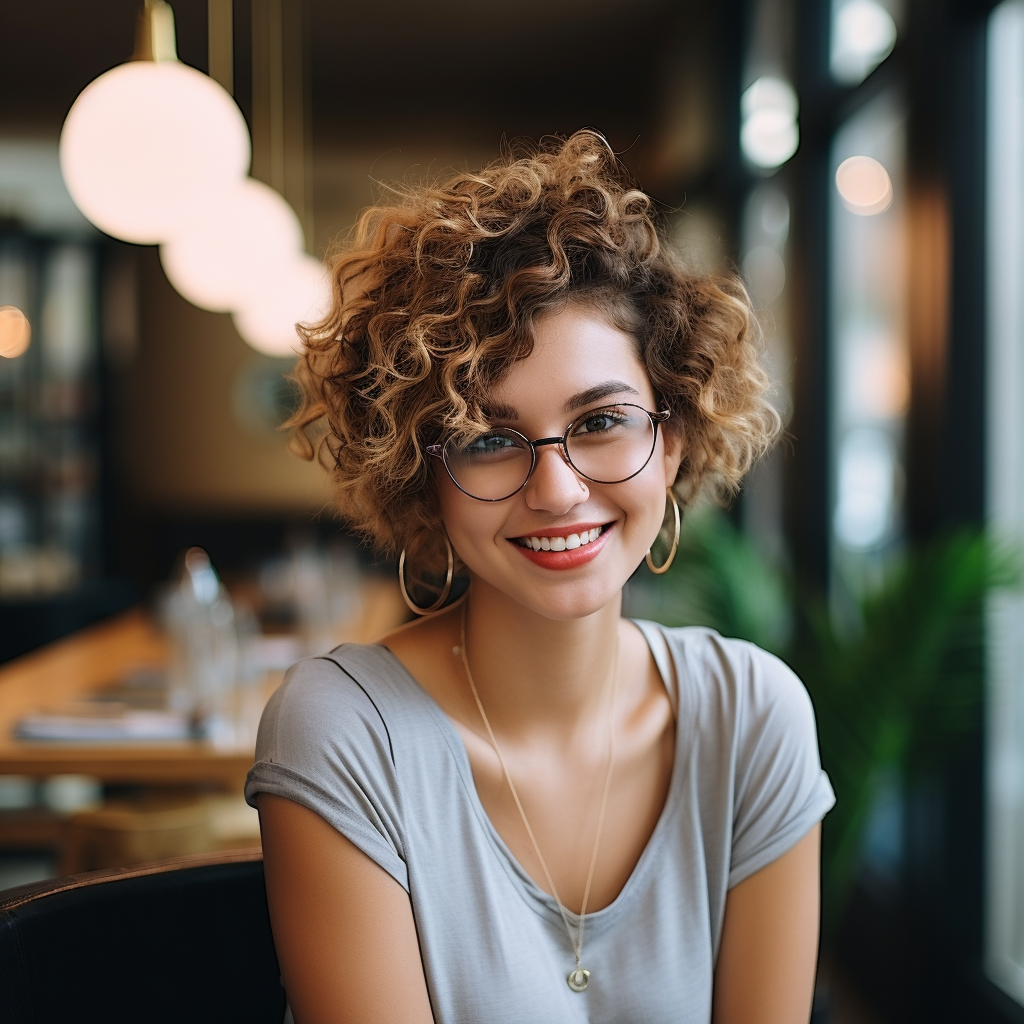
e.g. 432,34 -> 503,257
567,967 -> 590,992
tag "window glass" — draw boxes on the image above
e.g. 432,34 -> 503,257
829,90 -> 908,601
986,1 -> 1024,1006
740,184 -> 792,562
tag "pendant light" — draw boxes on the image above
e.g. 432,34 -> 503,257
232,255 -> 330,357
60,0 -> 328,358
159,178 -> 306,313
59,0 -> 250,245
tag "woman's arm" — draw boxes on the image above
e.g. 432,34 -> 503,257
713,825 -> 821,1024
258,793 -> 435,1024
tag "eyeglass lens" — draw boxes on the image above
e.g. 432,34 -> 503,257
442,404 -> 659,501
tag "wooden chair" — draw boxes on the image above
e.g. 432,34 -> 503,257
0,848 -> 286,1024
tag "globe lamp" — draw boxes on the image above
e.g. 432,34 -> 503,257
59,0 -> 250,244
159,178 -> 306,313
233,255 -> 331,357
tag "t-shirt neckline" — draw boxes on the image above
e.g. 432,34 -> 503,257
376,618 -> 690,930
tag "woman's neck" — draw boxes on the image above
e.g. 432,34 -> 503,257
459,579 -> 624,742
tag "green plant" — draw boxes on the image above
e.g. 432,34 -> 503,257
626,512 -> 1017,932
626,509 -> 792,656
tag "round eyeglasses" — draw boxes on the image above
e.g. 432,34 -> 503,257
426,404 -> 671,502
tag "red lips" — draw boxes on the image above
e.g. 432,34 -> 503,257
509,524 -> 613,570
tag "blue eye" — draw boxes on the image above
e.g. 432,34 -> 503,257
460,432 -> 525,457
471,435 -> 511,451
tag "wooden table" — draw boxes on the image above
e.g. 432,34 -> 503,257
0,577 -> 407,793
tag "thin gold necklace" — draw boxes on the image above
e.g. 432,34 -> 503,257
456,602 -> 619,993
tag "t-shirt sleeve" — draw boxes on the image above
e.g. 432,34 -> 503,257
723,640 -> 835,888
244,653 -> 409,890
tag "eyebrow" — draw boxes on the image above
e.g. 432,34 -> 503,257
482,381 -> 641,423
565,381 -> 641,412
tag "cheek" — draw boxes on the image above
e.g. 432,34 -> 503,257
637,480 -> 671,535
436,478 -> 499,558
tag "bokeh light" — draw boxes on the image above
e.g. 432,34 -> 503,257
60,61 -> 250,244
836,155 -> 893,214
741,77 -> 800,169
159,179 -> 307,313
0,306 -> 31,359
831,0 -> 898,86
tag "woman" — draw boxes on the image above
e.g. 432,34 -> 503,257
246,131 -> 834,1024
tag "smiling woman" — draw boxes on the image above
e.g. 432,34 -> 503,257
432,307 -> 681,622
287,132 -> 779,597
245,131 -> 834,1024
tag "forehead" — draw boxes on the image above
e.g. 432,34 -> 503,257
486,305 -> 654,415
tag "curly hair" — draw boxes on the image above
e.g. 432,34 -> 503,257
290,130 -> 780,579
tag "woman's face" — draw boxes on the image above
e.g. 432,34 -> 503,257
437,303 -> 682,621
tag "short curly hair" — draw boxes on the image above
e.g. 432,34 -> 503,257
290,130 -> 780,578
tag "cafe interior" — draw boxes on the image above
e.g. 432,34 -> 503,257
0,0 -> 1022,1020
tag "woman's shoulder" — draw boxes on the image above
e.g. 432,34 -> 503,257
634,619 -> 797,679
267,641 -> 377,697
274,641 -> 413,698
247,643 -> 413,888
259,642 -> 424,753
635,622 -> 834,884
633,620 -> 813,733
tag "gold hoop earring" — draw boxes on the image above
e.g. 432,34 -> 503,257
645,488 -> 681,575
399,534 -> 455,615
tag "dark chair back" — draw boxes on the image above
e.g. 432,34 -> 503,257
0,848 -> 286,1024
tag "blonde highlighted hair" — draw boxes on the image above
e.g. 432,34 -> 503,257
290,131 -> 780,576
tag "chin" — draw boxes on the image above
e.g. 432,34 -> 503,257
461,543 -> 643,621
507,575 -> 626,622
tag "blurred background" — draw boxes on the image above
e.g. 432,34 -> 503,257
0,0 -> 1022,1021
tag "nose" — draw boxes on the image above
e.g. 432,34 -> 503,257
523,444 -> 589,513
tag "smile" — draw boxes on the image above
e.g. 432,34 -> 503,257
508,523 -> 614,571
514,526 -> 605,551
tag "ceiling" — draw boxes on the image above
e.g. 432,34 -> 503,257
0,0 -> 739,243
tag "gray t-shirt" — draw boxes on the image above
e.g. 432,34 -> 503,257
245,622 -> 835,1024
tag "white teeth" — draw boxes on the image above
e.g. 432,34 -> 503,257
519,526 -> 605,551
